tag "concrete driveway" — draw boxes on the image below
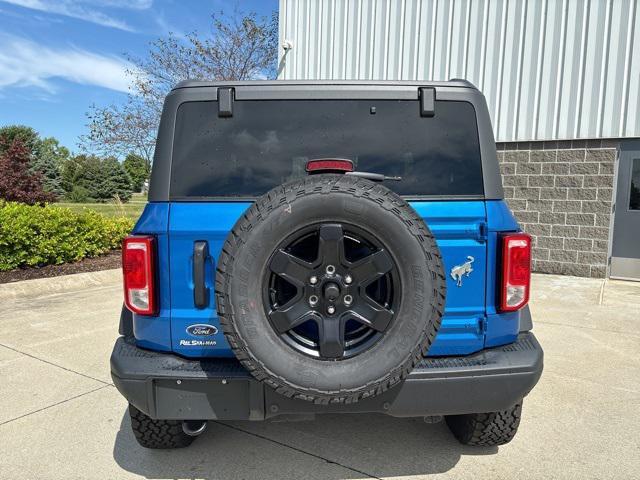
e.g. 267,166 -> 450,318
1,271 -> 639,479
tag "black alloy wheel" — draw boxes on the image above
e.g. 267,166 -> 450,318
264,223 -> 400,360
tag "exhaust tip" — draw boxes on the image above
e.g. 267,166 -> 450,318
182,420 -> 207,437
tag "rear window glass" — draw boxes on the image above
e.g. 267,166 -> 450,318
170,99 -> 483,198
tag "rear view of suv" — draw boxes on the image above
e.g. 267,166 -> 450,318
111,80 -> 543,449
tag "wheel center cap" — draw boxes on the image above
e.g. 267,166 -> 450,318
323,282 -> 340,301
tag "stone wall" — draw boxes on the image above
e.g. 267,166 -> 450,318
496,140 -> 617,278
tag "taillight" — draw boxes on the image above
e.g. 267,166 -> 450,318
499,233 -> 531,312
122,236 -> 157,315
306,158 -> 354,173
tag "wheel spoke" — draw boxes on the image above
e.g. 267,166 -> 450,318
265,222 -> 399,360
317,318 -> 345,359
348,299 -> 393,332
269,300 -> 315,334
269,249 -> 314,286
349,249 -> 394,286
318,224 -> 345,266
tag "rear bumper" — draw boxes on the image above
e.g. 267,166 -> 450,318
111,332 -> 543,420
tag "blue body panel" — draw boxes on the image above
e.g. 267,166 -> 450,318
167,202 -> 251,358
131,199 -> 523,358
484,200 -> 521,347
410,202 -> 487,355
131,203 -> 172,352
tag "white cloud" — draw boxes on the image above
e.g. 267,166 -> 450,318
0,35 -> 133,94
0,0 -> 153,31
95,0 -> 152,9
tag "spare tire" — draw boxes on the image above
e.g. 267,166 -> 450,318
215,174 -> 446,404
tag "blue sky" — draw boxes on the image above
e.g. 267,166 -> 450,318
0,0 -> 278,151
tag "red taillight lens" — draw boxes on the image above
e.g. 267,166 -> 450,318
305,158 -> 354,173
122,236 -> 157,315
499,233 -> 531,312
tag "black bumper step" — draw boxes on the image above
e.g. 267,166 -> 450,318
111,333 -> 543,420
111,337 -> 251,378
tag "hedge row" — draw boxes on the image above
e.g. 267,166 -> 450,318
0,201 -> 133,271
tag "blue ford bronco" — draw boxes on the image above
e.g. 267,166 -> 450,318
111,80 -> 543,449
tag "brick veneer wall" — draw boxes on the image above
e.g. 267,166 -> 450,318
496,140 -> 617,278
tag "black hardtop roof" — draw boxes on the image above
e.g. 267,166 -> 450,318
172,78 -> 478,91
149,77 -> 503,202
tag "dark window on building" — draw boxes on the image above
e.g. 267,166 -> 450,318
630,158 -> 640,211
170,99 -> 484,198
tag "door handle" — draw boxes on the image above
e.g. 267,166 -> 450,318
193,241 -> 209,309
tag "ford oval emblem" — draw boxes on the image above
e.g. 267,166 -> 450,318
186,324 -> 218,336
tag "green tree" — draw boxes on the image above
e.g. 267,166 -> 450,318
81,156 -> 106,200
60,155 -> 86,196
100,157 -> 133,202
60,155 -> 133,203
0,125 -> 39,156
65,185 -> 91,203
60,154 -> 102,201
31,137 -> 69,196
123,153 -> 149,192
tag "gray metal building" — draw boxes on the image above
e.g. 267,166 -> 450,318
278,0 -> 640,280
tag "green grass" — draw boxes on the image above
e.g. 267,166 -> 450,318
56,193 -> 147,220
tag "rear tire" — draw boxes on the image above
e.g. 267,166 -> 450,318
128,405 -> 195,449
445,402 -> 523,446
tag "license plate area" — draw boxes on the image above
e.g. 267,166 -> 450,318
153,378 -> 251,420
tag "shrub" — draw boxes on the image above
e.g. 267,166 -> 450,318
0,201 -> 134,271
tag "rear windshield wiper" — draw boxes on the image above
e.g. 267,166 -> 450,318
346,171 -> 402,182
306,158 -> 402,183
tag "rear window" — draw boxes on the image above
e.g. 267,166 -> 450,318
170,99 -> 483,198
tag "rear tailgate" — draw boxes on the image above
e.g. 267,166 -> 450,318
167,200 -> 488,358
168,202 -> 249,358
411,201 -> 487,355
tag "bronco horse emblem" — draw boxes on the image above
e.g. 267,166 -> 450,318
450,256 -> 475,287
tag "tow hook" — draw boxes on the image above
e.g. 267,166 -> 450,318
182,420 -> 207,437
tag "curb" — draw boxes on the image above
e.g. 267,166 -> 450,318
0,269 -> 121,301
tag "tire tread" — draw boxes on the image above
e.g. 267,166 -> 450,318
128,405 -> 195,449
445,402 -> 523,446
